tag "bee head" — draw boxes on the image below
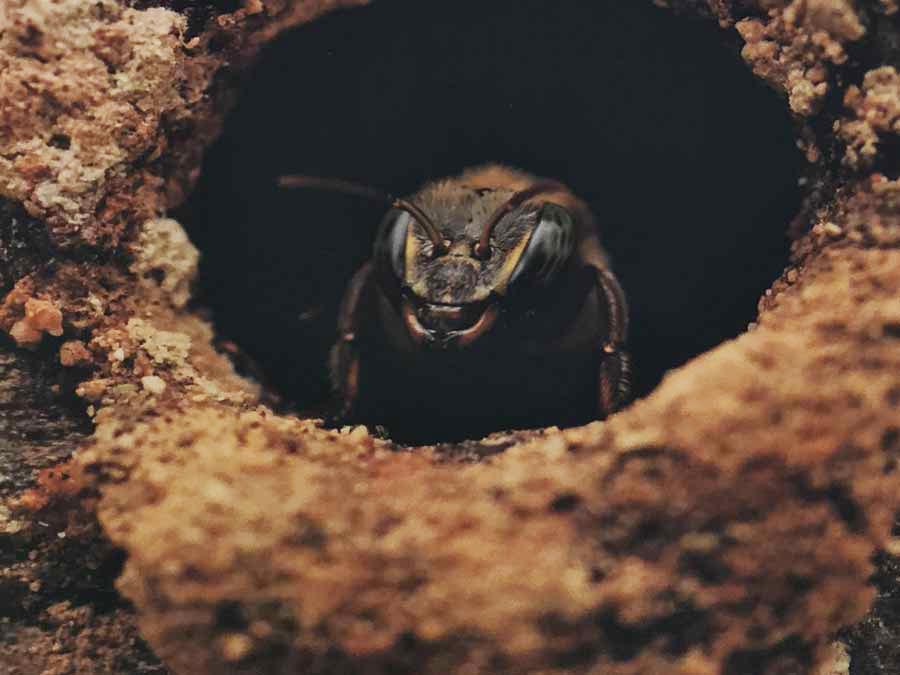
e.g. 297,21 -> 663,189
377,181 -> 576,347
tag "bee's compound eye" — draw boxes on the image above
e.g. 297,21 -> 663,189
375,209 -> 410,278
508,203 -> 575,291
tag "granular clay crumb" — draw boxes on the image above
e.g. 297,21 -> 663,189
839,66 -> 900,169
140,375 -> 167,395
736,0 -> 864,116
130,219 -> 200,309
9,298 -> 63,346
59,340 -> 92,367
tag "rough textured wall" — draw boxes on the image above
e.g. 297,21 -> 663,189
1,1 -> 899,674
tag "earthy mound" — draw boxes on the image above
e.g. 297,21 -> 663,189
2,1 -> 899,673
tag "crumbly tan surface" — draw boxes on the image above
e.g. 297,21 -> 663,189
1,1 -> 899,674
839,67 -> 900,170
735,0 -> 864,117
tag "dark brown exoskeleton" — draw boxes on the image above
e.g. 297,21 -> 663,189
280,165 -> 629,442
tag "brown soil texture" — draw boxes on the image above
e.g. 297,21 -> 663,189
1,1 -> 900,674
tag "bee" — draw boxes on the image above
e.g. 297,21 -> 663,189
279,165 -> 629,442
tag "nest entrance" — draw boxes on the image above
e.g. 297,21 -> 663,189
176,0 -> 802,442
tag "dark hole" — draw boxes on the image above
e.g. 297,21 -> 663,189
678,550 -> 731,584
146,267 -> 166,284
214,600 -> 247,630
548,493 -> 581,513
883,427 -> 900,453
175,0 -> 802,443
888,386 -> 900,408
825,482 -> 867,533
789,473 -> 868,534
47,133 -> 70,150
725,635 -> 812,675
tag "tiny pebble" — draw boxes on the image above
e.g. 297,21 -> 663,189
823,222 -> 843,237
141,375 -> 167,395
219,633 -> 253,662
349,426 -> 369,442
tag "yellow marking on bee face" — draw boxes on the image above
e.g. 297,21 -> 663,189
404,220 -> 420,279
493,229 -> 534,294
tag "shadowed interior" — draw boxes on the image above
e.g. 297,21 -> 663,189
176,0 -> 802,440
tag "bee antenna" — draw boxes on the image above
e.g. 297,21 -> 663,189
474,180 -> 565,259
278,175 -> 447,253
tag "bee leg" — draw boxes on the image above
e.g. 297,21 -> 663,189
329,261 -> 374,422
595,267 -> 631,415
599,348 -> 631,415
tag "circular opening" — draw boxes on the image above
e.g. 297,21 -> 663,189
176,0 -> 802,443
